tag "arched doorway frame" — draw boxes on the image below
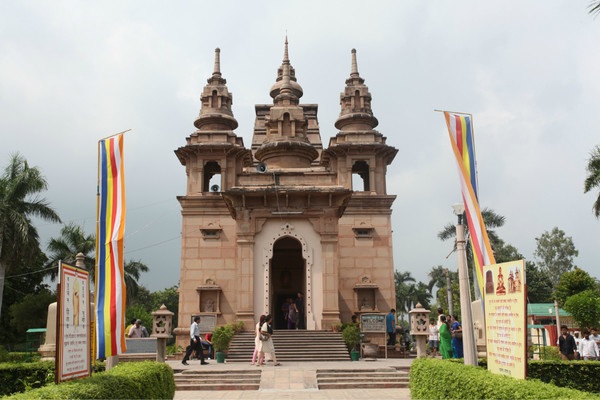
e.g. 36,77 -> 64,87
262,222 -> 314,329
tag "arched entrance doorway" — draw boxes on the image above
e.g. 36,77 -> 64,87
271,236 -> 305,329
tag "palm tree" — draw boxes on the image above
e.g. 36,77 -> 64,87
124,260 -> 149,305
584,145 -> 600,218
0,154 -> 61,319
589,1 -> 600,16
394,270 -> 416,321
437,208 -> 506,271
46,222 -> 95,281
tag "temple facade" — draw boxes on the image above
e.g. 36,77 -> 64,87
174,41 -> 398,343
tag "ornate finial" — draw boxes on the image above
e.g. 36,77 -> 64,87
350,48 -> 359,78
213,48 -> 221,77
283,36 -> 289,64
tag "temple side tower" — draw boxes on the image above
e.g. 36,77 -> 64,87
174,42 -> 397,345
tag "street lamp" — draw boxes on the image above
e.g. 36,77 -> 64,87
452,203 -> 478,366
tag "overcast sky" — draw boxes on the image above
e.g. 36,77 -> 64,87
1,1 -> 599,293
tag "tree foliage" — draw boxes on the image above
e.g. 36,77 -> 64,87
46,222 -> 95,281
0,153 -> 61,321
563,289 -> 600,329
525,262 -> 553,303
533,227 -> 578,288
584,144 -> 600,218
8,287 -> 55,334
553,267 -> 598,306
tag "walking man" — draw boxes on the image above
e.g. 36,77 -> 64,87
182,316 -> 208,365
558,325 -> 577,361
578,329 -> 599,361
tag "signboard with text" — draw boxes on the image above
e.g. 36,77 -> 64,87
57,262 -> 91,382
360,313 -> 386,333
484,259 -> 526,379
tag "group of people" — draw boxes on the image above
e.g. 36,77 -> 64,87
251,314 -> 280,366
281,292 -> 304,329
125,318 -> 149,338
428,308 -> 463,359
181,316 -> 213,365
559,325 -> 600,361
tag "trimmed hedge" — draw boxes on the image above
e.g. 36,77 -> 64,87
529,360 -> 600,393
6,361 -> 174,399
0,361 -> 55,396
410,358 -> 599,399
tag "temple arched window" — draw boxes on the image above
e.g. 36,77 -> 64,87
203,161 -> 222,192
352,160 -> 370,191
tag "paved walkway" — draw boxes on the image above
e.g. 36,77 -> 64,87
169,358 -> 413,399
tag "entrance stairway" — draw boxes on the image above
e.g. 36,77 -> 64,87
226,329 -> 350,362
175,369 -> 261,391
316,366 -> 410,389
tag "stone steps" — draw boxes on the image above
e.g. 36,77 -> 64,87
316,367 -> 410,390
227,330 -> 350,362
174,369 -> 261,391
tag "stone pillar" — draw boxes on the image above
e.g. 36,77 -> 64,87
320,233 -> 340,329
151,304 -> 174,363
410,303 -> 431,358
235,233 -> 255,328
38,302 -> 57,361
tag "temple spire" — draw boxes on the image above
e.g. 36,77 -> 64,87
194,48 -> 238,131
350,48 -> 359,78
335,48 -> 377,131
213,47 -> 221,77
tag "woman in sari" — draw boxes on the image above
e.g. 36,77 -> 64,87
438,315 -> 453,359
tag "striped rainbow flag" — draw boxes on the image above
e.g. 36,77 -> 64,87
95,133 -> 126,358
444,112 -> 495,299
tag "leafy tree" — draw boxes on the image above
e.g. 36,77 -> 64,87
584,144 -> 600,218
493,238 -> 524,264
124,260 -> 149,306
0,153 -> 61,320
553,267 -> 598,306
563,289 -> 600,329
8,287 -> 55,334
533,227 -> 578,288
438,208 -> 506,265
394,270 -> 416,321
0,250 -> 50,347
46,222 -> 95,281
427,265 -> 459,315
525,262 -> 553,303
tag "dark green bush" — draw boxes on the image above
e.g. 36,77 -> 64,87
0,351 -> 41,363
0,361 -> 55,396
6,361 -> 174,399
529,360 -> 600,393
410,358 -> 599,399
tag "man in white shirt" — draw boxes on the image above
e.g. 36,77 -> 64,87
590,328 -> 600,347
182,316 -> 208,365
578,329 -> 599,361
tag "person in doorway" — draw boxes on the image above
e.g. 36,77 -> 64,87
451,314 -> 463,358
287,298 -> 299,329
438,315 -> 453,359
295,292 -> 305,329
386,309 -> 396,346
558,325 -> 577,361
281,299 -> 290,329
182,316 -> 208,365
251,315 -> 266,365
258,314 -> 280,366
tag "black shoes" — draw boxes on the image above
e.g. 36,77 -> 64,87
181,361 -> 189,365
201,361 -> 209,365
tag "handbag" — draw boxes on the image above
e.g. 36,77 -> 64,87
259,333 -> 269,341
452,331 -> 463,339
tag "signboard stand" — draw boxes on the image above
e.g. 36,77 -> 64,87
360,313 -> 387,359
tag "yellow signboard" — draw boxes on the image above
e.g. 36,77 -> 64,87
484,260 -> 526,379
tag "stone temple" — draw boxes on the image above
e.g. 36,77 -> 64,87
173,40 -> 398,344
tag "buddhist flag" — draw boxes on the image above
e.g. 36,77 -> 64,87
95,133 -> 127,358
444,112 -> 495,299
